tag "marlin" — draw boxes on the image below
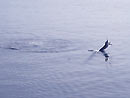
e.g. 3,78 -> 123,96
88,40 -> 112,62
88,40 -> 112,52
99,40 -> 112,52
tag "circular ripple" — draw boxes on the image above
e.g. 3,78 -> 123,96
1,38 -> 80,53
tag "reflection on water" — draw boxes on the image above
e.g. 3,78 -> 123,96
100,50 -> 109,62
86,50 -> 110,62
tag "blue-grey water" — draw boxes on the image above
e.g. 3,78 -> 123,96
0,0 -> 130,98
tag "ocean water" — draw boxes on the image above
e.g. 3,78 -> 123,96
0,0 -> 130,98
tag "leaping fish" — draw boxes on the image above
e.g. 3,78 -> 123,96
99,40 -> 112,52
88,40 -> 112,52
88,40 -> 112,62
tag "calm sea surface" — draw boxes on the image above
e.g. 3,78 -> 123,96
0,0 -> 130,98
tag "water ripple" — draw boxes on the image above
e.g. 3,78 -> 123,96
0,38 -> 81,53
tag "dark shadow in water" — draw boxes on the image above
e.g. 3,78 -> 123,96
6,47 -> 19,50
87,51 -> 97,61
85,51 -> 97,63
